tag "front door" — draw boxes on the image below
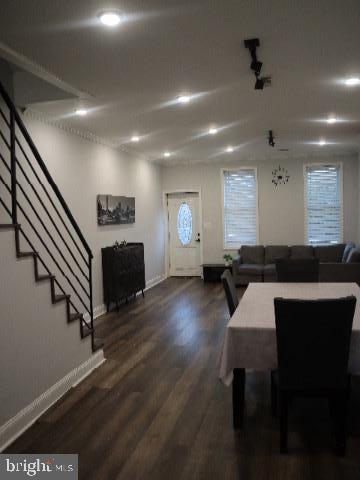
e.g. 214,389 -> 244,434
167,193 -> 201,276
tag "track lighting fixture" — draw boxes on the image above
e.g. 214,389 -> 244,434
244,38 -> 271,90
250,60 -> 263,76
255,77 -> 264,90
268,130 -> 275,147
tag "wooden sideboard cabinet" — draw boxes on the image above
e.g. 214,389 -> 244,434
102,243 -> 145,311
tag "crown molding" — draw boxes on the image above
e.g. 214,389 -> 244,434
159,148 -> 359,167
0,41 -> 92,100
23,107 -> 151,162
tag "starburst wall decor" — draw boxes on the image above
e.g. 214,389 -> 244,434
272,165 -> 290,186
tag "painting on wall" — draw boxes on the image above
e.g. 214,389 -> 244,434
97,194 -> 135,225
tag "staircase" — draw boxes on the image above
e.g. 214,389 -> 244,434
0,80 -> 101,353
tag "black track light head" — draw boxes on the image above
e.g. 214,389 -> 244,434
255,76 -> 264,90
244,38 -> 260,50
251,59 -> 262,75
268,130 -> 275,147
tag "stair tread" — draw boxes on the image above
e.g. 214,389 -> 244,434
81,327 -> 94,338
92,339 -> 104,352
36,274 -> 53,282
0,223 -> 20,229
69,312 -> 83,322
17,251 -> 37,258
53,294 -> 70,303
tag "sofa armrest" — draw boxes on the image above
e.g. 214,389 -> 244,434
319,262 -> 360,283
232,255 -> 242,275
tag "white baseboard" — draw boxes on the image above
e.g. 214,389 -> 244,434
0,351 -> 105,452
92,272 -> 167,319
144,273 -> 167,291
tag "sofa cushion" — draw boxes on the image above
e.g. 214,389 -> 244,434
238,264 -> 264,275
240,245 -> 264,264
347,247 -> 360,264
263,264 -> 276,276
264,246 -> 290,264
342,243 -> 355,263
290,245 -> 314,259
314,244 -> 346,263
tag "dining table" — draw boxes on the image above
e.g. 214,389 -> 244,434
219,282 -> 360,428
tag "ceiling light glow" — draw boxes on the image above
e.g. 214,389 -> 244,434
319,139 -> 326,146
209,128 -> 218,135
164,151 -> 171,157
178,95 -> 190,104
327,117 -> 337,124
99,11 -> 121,27
345,77 -> 360,86
131,136 -> 140,142
75,109 -> 88,116
226,146 -> 234,153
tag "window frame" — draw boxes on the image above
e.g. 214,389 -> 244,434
221,167 -> 259,250
303,162 -> 344,245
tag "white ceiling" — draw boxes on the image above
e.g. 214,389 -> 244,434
0,0 -> 360,163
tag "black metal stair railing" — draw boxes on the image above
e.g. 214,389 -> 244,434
0,80 -> 98,352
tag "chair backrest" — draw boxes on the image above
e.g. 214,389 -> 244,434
221,269 -> 239,317
276,258 -> 319,282
274,296 -> 356,390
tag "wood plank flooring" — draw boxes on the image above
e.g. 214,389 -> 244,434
6,278 -> 360,479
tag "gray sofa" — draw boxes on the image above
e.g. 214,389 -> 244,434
232,243 -> 360,285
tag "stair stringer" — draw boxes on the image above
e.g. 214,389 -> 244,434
0,227 -> 94,428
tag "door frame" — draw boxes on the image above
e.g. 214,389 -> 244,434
163,189 -> 204,278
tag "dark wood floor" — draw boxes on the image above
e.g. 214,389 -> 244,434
7,278 -> 360,479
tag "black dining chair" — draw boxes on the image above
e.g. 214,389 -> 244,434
275,258 -> 319,282
221,269 -> 245,428
272,295 -> 356,455
221,269 -> 239,317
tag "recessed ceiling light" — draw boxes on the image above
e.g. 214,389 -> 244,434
226,146 -> 234,153
131,135 -> 140,142
164,151 -> 171,157
99,11 -> 121,27
345,77 -> 360,86
178,95 -> 190,104
209,127 -> 218,135
327,117 -> 337,124
319,139 -> 326,146
75,109 -> 88,116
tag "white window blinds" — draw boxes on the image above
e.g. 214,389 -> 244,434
223,169 -> 258,247
305,164 -> 342,245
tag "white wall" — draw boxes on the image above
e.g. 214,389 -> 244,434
22,116 -> 165,312
162,154 -> 359,263
358,152 -> 360,243
0,228 -> 103,449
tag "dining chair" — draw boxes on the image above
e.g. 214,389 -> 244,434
272,295 -> 356,455
275,258 -> 319,282
221,269 -> 244,428
221,269 -> 239,316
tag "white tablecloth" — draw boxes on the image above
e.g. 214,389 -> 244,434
219,283 -> 360,385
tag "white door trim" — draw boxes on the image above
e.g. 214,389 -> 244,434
163,189 -> 204,278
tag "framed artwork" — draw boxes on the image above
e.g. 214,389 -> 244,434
97,194 -> 135,225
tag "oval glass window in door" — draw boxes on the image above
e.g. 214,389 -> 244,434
177,202 -> 193,245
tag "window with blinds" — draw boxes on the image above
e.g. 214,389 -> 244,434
223,169 -> 258,247
305,164 -> 342,245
